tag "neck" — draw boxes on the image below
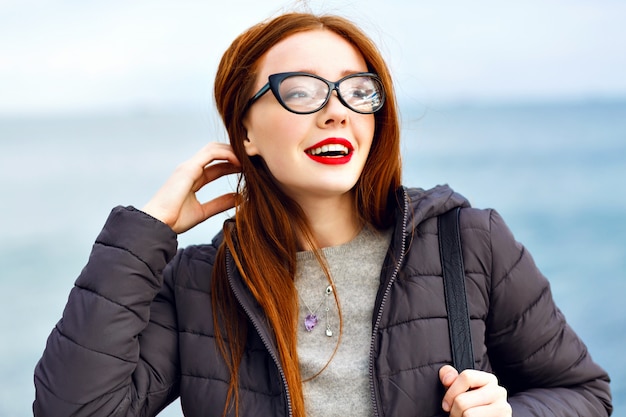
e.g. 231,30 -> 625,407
296,191 -> 362,250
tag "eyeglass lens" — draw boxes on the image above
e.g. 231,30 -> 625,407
277,75 -> 383,114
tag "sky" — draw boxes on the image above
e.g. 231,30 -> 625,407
1,0 -> 625,116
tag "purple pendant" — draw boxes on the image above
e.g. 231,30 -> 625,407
304,314 -> 318,331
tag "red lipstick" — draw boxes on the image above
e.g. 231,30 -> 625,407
304,138 -> 354,165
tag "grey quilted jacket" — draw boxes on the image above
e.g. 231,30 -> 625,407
34,185 -> 612,416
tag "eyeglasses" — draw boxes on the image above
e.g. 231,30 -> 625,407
246,72 -> 385,115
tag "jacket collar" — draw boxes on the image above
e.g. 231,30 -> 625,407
392,185 -> 469,258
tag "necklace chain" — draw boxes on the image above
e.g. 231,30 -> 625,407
299,284 -> 334,337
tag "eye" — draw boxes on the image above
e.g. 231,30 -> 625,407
349,87 -> 372,99
279,76 -> 328,104
282,87 -> 315,101
342,78 -> 378,101
344,86 -> 377,104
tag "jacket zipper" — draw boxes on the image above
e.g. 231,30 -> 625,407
369,188 -> 409,417
225,250 -> 294,417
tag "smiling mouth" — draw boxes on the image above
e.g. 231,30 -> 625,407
304,138 -> 354,165
306,143 -> 351,157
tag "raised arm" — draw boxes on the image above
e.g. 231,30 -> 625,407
34,143 -> 241,416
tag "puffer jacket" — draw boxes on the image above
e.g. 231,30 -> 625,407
34,185 -> 612,416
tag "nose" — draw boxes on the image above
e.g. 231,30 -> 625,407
318,91 -> 348,127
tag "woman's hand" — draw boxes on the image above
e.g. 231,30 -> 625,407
142,142 -> 241,234
439,365 -> 511,417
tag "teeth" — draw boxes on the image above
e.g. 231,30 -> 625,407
308,144 -> 349,156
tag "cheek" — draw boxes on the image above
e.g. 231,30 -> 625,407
357,115 -> 376,149
247,111 -> 306,156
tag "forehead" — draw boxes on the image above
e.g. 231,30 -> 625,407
255,29 -> 368,81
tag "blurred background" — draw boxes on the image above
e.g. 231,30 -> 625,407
1,0 -> 624,415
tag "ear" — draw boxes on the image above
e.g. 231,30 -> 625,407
242,119 -> 260,156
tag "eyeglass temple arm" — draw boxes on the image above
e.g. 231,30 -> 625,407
249,83 -> 271,104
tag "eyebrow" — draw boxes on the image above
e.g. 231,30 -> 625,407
295,69 -> 367,78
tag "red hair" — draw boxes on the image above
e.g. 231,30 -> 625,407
211,12 -> 402,417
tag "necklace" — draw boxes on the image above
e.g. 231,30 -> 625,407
299,284 -> 334,337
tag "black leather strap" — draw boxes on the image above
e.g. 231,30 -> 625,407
438,207 -> 475,371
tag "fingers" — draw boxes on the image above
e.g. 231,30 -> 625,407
439,366 -> 510,417
446,382 -> 509,417
142,142 -> 241,231
449,401 -> 511,417
439,365 -> 458,388
443,368 -> 496,398
190,142 -> 241,172
192,161 -> 241,193
199,192 -> 238,220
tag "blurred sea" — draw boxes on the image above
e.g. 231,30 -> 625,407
1,100 -> 625,416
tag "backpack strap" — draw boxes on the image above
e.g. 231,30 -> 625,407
438,207 -> 475,371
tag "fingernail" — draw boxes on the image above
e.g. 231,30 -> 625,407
442,400 -> 450,412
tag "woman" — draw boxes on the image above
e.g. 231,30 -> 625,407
34,12 -> 612,417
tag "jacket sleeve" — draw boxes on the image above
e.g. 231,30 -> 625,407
483,210 -> 612,416
34,206 -> 182,416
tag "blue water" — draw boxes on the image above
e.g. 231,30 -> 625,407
1,100 -> 624,416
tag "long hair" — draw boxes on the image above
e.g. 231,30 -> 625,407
211,12 -> 402,417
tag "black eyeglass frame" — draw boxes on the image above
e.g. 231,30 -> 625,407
246,71 -> 386,115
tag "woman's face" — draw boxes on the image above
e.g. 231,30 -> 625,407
243,29 -> 375,204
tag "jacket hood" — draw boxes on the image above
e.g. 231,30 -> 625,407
386,185 -> 469,270
400,184 -> 470,226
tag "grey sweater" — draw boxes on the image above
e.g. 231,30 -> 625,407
295,225 -> 392,417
